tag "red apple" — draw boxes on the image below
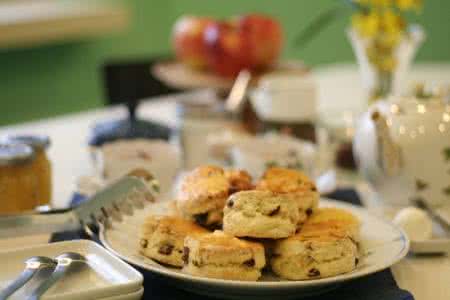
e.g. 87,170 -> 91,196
204,20 -> 253,77
204,14 -> 283,78
238,14 -> 283,69
172,16 -> 214,69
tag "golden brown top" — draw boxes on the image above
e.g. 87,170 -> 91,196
307,208 -> 360,229
191,230 -> 264,251
289,207 -> 360,242
255,167 -> 316,194
184,230 -> 266,269
142,215 -> 208,237
293,223 -> 351,241
225,169 -> 253,194
177,165 -> 230,206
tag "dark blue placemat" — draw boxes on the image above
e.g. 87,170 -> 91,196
50,189 -> 414,300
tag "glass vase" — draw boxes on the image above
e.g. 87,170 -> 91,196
347,25 -> 425,104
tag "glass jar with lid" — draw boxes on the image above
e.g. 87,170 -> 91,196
0,142 -> 40,214
175,93 -> 235,169
4,135 -> 52,207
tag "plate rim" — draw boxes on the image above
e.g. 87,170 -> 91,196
100,198 -> 409,288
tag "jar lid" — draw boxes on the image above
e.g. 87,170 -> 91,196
176,102 -> 228,120
5,134 -> 50,150
0,142 -> 35,166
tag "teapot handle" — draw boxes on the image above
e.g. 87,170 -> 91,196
371,110 -> 402,176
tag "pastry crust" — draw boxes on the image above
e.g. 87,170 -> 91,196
225,169 -> 253,194
176,166 -> 229,227
139,215 -> 208,267
223,190 -> 300,238
256,167 -> 319,224
256,167 -> 315,194
306,207 -> 361,241
182,231 -> 265,281
271,208 -> 360,280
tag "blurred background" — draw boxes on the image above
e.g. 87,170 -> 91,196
1,0 -> 449,126
0,3 -> 449,297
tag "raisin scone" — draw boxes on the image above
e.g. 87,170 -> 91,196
225,169 -> 253,194
306,207 -> 361,242
223,190 -> 300,239
182,230 -> 265,281
139,215 -> 208,267
256,167 -> 319,224
176,166 -> 230,228
271,216 -> 359,280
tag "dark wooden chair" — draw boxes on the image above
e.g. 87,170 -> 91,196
89,57 -> 180,146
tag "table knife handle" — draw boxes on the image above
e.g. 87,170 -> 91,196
0,268 -> 36,300
27,261 -> 77,300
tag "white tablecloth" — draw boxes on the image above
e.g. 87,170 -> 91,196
1,63 -> 449,300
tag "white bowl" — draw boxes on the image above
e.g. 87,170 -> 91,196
90,139 -> 181,195
250,75 -> 317,123
230,134 -> 317,178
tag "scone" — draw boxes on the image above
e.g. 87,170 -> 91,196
182,230 -> 265,281
271,214 -> 359,280
223,190 -> 300,238
225,169 -> 253,194
256,167 -> 319,224
177,166 -> 230,228
139,215 -> 208,267
306,207 -> 361,242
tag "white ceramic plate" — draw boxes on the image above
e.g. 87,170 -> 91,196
357,181 -> 450,254
0,240 -> 143,300
100,198 -> 409,299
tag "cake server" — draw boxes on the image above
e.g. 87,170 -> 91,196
0,176 -> 158,238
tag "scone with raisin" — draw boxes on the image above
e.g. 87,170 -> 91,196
182,230 -> 265,281
139,215 -> 208,267
177,166 -> 230,228
225,169 -> 253,194
271,212 -> 359,280
256,167 -> 319,224
223,190 -> 300,238
306,207 -> 361,242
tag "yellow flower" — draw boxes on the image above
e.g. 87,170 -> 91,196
371,0 -> 391,7
352,12 -> 380,37
381,10 -> 405,34
381,33 -> 402,48
378,56 -> 397,72
395,0 -> 422,11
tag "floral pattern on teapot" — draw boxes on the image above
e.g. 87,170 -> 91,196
353,97 -> 450,207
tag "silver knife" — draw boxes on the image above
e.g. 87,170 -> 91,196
0,176 -> 158,238
412,198 -> 450,234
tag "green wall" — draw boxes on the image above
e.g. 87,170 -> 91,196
0,0 -> 172,125
1,0 -> 449,126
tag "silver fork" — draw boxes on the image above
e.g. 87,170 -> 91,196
0,176 -> 159,238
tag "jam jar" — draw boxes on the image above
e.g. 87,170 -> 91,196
0,142 -> 39,214
5,135 -> 52,207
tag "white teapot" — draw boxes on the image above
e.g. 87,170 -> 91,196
353,97 -> 450,207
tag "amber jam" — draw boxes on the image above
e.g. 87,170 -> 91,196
0,142 -> 40,214
0,135 -> 52,214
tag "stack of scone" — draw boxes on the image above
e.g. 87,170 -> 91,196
139,165 -> 361,282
